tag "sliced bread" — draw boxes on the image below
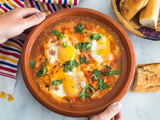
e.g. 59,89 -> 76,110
132,63 -> 160,92
139,0 -> 160,29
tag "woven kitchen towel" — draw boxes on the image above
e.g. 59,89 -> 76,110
0,0 -> 80,100
0,0 -> 80,15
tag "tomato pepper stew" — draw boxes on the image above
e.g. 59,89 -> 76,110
29,16 -> 120,104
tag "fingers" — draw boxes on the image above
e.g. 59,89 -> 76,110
13,7 -> 41,18
115,112 -> 123,120
90,102 -> 122,120
22,12 -> 46,30
101,102 -> 122,119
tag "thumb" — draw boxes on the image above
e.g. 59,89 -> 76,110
90,102 -> 122,120
22,12 -> 46,30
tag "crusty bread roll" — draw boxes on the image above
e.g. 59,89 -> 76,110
132,63 -> 160,93
120,0 -> 149,20
139,0 -> 160,29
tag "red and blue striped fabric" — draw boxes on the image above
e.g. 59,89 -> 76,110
0,0 -> 80,15
0,39 -> 23,94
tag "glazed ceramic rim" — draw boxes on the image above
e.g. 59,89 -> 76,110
21,7 -> 135,117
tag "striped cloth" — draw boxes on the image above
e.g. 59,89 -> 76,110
0,0 -> 80,100
0,0 -> 80,15
0,39 -> 23,94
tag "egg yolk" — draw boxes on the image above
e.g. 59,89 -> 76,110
62,75 -> 77,96
96,37 -> 110,57
58,45 -> 75,62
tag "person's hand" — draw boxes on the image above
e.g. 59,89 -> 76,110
0,8 -> 46,44
89,102 -> 123,120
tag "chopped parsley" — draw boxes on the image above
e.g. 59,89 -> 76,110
89,33 -> 102,41
57,33 -> 64,40
113,70 -> 120,75
106,71 -> 113,76
51,30 -> 59,35
79,84 -> 95,100
79,57 -> 89,65
51,30 -> 64,40
63,60 -> 79,73
98,78 -> 108,91
92,69 -> 102,81
105,65 -> 120,76
92,75 -> 98,81
52,80 -> 62,85
61,43 -> 67,48
37,65 -> 47,77
29,59 -> 36,69
75,42 -> 92,51
92,69 -> 102,77
74,23 -> 86,34
105,65 -> 112,70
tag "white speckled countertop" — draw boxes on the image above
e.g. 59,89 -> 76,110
1,0 -> 160,120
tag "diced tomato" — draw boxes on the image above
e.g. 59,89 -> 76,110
85,72 -> 92,79
61,26 -> 66,31
101,67 -> 109,75
85,24 -> 92,30
70,97 -> 75,103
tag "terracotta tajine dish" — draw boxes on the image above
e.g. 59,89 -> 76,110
111,0 -> 160,40
21,8 -> 135,117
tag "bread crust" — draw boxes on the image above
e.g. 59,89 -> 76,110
139,0 -> 160,29
120,0 -> 149,20
132,63 -> 160,92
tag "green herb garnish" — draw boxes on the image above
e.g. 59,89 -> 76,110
79,84 -> 95,100
29,59 -> 36,69
51,30 -> 64,40
113,70 -> 120,75
78,23 -> 85,28
106,71 -> 113,76
61,43 -> 67,48
37,65 -> 47,77
74,23 -> 86,34
51,30 -> 59,35
98,78 -> 108,91
92,75 -> 98,81
89,33 -> 102,41
75,42 -> 92,51
105,65 -> 112,70
57,33 -> 64,40
92,69 -> 102,81
63,60 -> 79,73
106,70 -> 120,76
79,57 -> 89,65
80,29 -> 86,34
92,69 -> 102,77
52,80 -> 62,85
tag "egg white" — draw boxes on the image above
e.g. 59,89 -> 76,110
90,36 -> 113,65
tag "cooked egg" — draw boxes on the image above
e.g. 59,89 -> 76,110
91,36 -> 113,65
50,68 -> 86,100
44,36 -> 76,64
63,68 -> 86,97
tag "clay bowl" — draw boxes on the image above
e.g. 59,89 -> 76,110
21,8 -> 135,117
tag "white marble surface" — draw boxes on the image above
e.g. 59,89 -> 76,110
1,0 -> 160,120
